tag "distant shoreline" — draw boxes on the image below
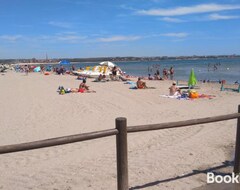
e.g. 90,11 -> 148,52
1,55 -> 240,65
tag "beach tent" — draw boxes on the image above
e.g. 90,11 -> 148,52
99,61 -> 115,67
59,60 -> 70,65
33,66 -> 41,72
188,68 -> 197,87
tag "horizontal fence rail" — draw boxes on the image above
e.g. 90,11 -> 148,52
128,113 -> 240,133
0,129 -> 118,154
1,113 -> 240,155
1,107 -> 240,190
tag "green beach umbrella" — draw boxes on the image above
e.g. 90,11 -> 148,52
188,68 -> 197,87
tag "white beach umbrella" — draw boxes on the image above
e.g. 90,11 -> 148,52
99,61 -> 115,67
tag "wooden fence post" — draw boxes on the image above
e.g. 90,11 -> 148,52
116,117 -> 129,190
234,105 -> 240,173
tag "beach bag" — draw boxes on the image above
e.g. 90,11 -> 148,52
189,91 -> 199,98
58,86 -> 65,95
60,89 -> 65,95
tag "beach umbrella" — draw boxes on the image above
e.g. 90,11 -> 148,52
99,61 -> 115,67
188,68 -> 197,87
59,60 -> 70,65
33,66 -> 41,72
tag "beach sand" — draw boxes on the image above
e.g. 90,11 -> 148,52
0,71 -> 240,190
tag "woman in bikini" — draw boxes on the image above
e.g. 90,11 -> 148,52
78,79 -> 96,93
137,77 -> 147,89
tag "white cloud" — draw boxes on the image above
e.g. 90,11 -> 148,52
208,13 -> 239,20
56,35 -> 86,41
48,21 -> 72,28
160,17 -> 185,23
0,35 -> 23,42
120,4 -> 137,11
161,33 -> 189,38
136,3 -> 240,16
97,35 -> 141,42
38,33 -> 87,43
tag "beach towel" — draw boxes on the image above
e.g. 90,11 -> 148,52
160,95 -> 188,100
124,81 -> 136,85
130,86 -> 156,90
92,79 -> 109,82
160,94 -> 215,100
130,86 -> 138,89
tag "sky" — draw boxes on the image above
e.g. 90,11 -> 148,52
0,0 -> 240,59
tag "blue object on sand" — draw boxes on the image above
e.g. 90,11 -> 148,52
129,86 -> 137,89
33,66 -> 41,72
125,81 -> 136,85
59,60 -> 70,65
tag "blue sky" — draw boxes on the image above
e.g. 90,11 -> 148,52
0,0 -> 240,59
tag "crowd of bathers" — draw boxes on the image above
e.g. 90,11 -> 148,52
148,66 -> 174,81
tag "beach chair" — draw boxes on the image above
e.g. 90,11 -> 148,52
85,66 -> 91,71
92,66 -> 97,72
98,66 -> 103,73
103,66 -> 108,74
176,80 -> 200,89
220,83 -> 240,93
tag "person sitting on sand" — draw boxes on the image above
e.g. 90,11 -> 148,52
97,74 -> 104,81
137,77 -> 147,89
148,74 -> 154,80
57,66 -> 65,75
111,66 -> 118,80
79,79 -> 96,93
169,81 -> 181,96
94,74 -> 108,82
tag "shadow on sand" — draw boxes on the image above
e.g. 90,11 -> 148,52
130,160 -> 234,190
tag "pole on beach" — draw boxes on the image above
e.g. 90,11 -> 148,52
116,117 -> 129,190
234,105 -> 240,173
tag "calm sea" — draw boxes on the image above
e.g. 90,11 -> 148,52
54,58 -> 240,84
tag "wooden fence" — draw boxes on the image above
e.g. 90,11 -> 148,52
0,105 -> 240,190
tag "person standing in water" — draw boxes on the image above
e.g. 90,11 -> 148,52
169,66 -> 174,80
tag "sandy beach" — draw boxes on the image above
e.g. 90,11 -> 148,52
0,71 -> 240,190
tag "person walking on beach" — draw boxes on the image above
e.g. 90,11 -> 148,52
40,65 -> 45,74
169,66 -> 174,80
24,65 -> 29,75
163,68 -> 168,80
154,69 -> 161,80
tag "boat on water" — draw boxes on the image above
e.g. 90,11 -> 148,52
72,61 -> 123,78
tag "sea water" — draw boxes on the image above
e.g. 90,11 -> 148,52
55,57 -> 240,84
116,58 -> 240,84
